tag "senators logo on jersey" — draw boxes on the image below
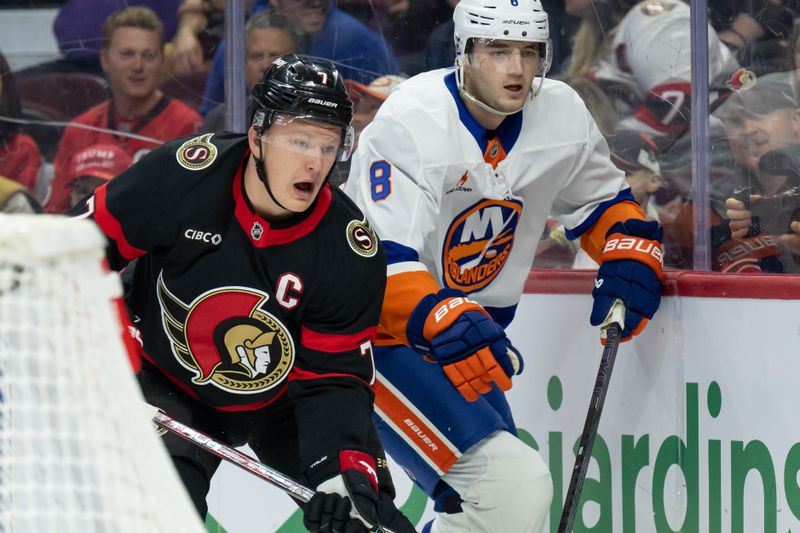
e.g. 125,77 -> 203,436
156,273 -> 294,394
176,133 -> 218,170
346,219 -> 378,257
442,199 -> 522,293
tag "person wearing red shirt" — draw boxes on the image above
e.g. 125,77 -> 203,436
48,6 -> 201,213
0,51 -> 43,193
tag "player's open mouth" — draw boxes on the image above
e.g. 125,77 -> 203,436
293,182 -> 315,197
505,84 -> 523,95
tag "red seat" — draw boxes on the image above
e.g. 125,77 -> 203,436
17,73 -> 109,121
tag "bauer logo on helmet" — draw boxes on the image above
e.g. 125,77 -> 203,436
308,98 -> 338,108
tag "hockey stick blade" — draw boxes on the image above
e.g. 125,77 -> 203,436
150,409 -> 397,533
557,300 -> 624,533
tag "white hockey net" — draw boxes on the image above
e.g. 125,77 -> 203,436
0,214 -> 205,533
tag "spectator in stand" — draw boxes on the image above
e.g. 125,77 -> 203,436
563,0 -> 625,78
0,51 -> 43,195
0,176 -> 41,214
63,144 -> 133,210
712,0 -> 798,75
720,70 -> 800,272
203,9 -> 302,132
355,0 -> 453,75
170,0 -> 250,77
16,0 -> 181,79
47,7 -> 202,214
347,74 -> 407,149
558,74 -> 619,136
609,131 -> 665,219
200,0 -> 400,115
329,73 -> 406,187
565,0 -> 736,146
788,22 -> 800,98
540,0 -> 569,75
652,69 -> 794,273
423,0 -> 459,71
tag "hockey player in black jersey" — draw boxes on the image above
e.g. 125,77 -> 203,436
71,54 -> 416,533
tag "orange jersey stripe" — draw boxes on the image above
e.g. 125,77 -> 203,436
374,378 -> 460,474
378,270 -> 441,345
579,201 -> 646,264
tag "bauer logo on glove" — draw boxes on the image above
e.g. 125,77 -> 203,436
602,236 -> 663,264
407,289 -> 524,402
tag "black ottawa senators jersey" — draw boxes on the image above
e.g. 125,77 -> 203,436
79,132 -> 386,411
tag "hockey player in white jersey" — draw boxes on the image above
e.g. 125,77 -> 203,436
343,1 -> 664,531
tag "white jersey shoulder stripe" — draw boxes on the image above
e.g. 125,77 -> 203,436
387,261 -> 429,277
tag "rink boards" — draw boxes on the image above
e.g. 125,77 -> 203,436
206,269 -> 800,533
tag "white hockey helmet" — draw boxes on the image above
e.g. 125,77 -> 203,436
454,0 -> 553,114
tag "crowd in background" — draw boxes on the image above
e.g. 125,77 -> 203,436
2,0 -> 800,274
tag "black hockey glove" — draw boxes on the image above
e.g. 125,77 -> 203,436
303,451 -> 417,533
304,489 -> 368,533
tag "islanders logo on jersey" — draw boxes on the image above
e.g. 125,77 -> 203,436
442,199 -> 523,293
156,273 -> 294,394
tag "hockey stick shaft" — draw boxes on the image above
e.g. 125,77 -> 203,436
151,410 -> 315,502
151,410 -> 397,533
557,301 -> 625,533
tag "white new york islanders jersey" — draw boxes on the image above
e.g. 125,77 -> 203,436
343,69 -> 632,331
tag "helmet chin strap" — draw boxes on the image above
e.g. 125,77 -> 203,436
455,57 -> 546,117
254,139 -> 294,213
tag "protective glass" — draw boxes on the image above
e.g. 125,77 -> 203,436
277,0 -> 328,14
255,111 -> 355,162
466,38 -> 551,77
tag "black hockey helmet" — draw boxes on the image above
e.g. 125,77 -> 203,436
250,54 -> 354,214
251,53 -> 354,157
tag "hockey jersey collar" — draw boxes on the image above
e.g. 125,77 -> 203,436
232,150 -> 332,247
443,71 -> 523,155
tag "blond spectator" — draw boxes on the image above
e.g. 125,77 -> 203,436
48,6 -> 202,213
